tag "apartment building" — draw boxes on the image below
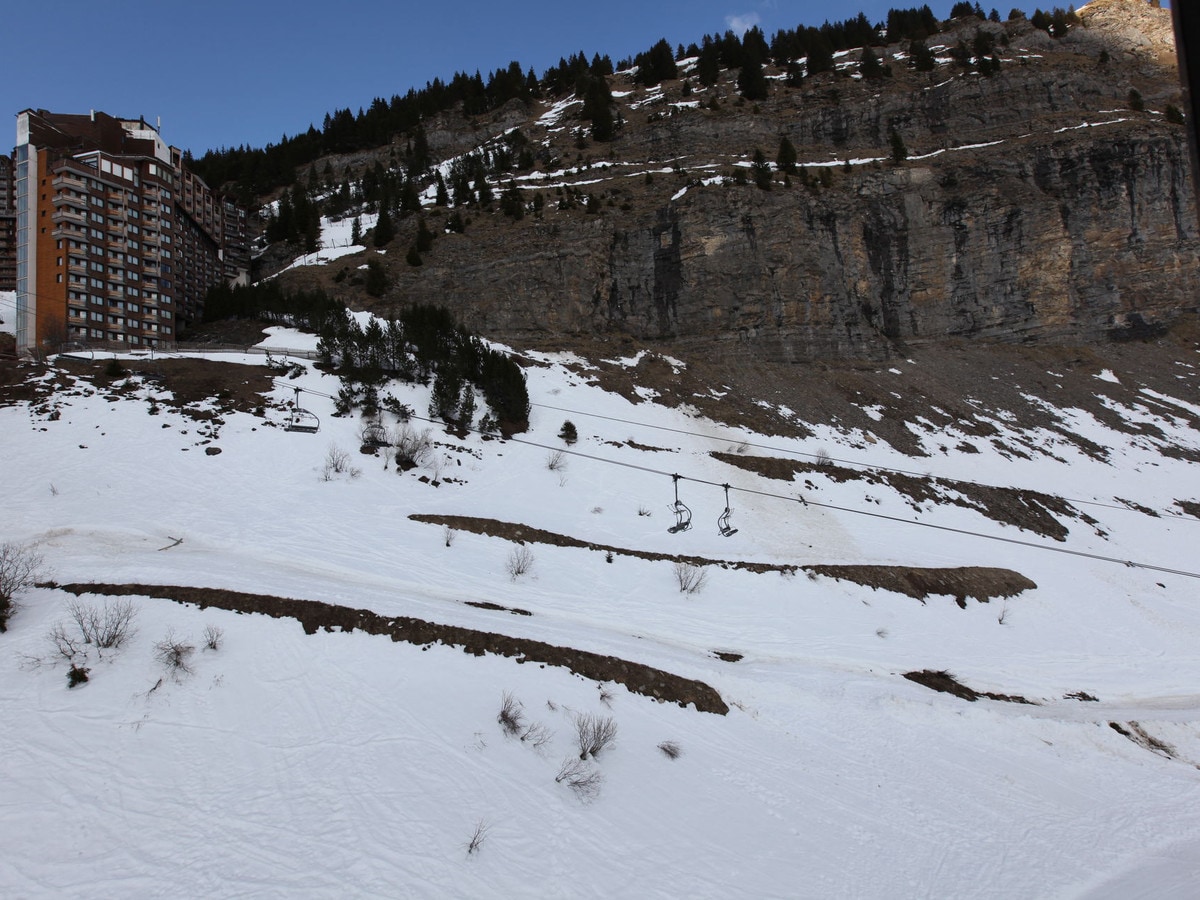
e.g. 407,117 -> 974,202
0,154 -> 15,292
12,109 -> 248,354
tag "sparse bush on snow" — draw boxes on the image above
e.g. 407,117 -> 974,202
506,546 -> 534,580
154,631 -> 196,677
673,561 -> 708,595
498,691 -> 525,736
64,597 -> 137,656
203,624 -> 224,651
0,541 -> 48,632
393,424 -> 433,470
465,819 -> 490,856
574,712 -> 617,760
555,757 -> 604,801
322,444 -> 360,480
658,740 -> 683,759
520,721 -> 552,749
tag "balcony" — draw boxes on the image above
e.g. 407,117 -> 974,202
51,207 -> 85,224
55,193 -> 88,211
52,173 -> 87,190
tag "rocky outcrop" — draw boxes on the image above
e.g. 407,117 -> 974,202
398,121 -> 1196,360
292,1 -> 1198,360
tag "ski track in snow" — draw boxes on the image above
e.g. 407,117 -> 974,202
4,336 -> 1200,895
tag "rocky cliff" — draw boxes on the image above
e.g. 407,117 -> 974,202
279,0 -> 1199,360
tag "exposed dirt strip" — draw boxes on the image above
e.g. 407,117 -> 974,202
53,582 -> 729,715
411,514 -> 1037,606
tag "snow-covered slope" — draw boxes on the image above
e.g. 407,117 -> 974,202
3,332 -> 1200,898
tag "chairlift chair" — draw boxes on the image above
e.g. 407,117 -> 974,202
717,484 -> 738,537
362,418 -> 389,449
285,386 -> 320,434
667,474 -> 692,534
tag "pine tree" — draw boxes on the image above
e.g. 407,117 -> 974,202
435,173 -> 450,207
859,45 -> 885,79
751,148 -> 772,190
909,40 -> 937,73
365,257 -> 387,297
351,216 -> 362,245
500,182 -> 525,220
581,75 -> 617,142
806,36 -> 835,77
406,244 -> 423,266
776,136 -> 798,174
474,172 -> 493,207
697,43 -> 721,87
889,129 -> 909,162
457,383 -> 477,433
373,207 -> 395,246
738,55 -> 769,101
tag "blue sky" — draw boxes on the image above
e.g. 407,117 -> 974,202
5,1 -> 1042,158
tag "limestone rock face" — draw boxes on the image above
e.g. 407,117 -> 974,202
408,124 -> 1197,359
291,1 -> 1198,360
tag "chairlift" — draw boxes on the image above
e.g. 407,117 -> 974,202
667,474 -> 692,534
718,484 -> 739,537
285,386 -> 320,434
362,417 -> 389,449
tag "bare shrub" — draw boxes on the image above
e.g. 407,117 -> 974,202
322,444 -> 352,481
546,450 -> 567,472
520,721 -> 553,749
673,561 -> 708,595
599,687 -> 615,708
466,819 -> 490,856
506,546 -> 534,581
498,691 -> 525,736
66,597 -> 137,655
658,740 -> 683,759
876,627 -> 889,639
637,505 -> 652,517
555,757 -> 604,800
0,541 -> 48,632
443,525 -> 456,548
574,712 -> 617,759
393,425 -> 433,469
48,621 -> 84,661
998,601 -> 1010,625
154,630 -> 196,676
202,624 -> 224,651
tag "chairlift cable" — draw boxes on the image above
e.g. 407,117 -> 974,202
272,378 -> 1200,580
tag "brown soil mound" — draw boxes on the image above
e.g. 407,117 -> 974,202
54,582 -> 729,715
413,514 -> 1037,606
808,565 -> 1037,608
903,669 -> 1036,704
712,452 -> 1081,541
